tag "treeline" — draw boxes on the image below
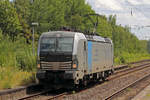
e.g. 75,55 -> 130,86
0,0 -> 149,64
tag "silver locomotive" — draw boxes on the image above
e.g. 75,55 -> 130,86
36,31 -> 114,88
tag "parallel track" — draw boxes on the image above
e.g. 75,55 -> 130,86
63,61 -> 150,100
104,69 -> 150,100
109,62 -> 150,80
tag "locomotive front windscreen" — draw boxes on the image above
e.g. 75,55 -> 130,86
40,37 -> 74,53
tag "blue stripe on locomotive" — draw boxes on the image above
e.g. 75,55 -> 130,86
88,41 -> 92,72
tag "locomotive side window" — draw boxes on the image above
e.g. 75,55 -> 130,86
84,41 -> 86,51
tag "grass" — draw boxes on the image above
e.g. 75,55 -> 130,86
0,31 -> 37,90
0,67 -> 36,89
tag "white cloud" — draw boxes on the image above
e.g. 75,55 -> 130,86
86,0 -> 150,40
143,0 -> 150,4
87,0 -> 124,12
117,11 -> 150,26
128,0 -> 141,5
95,0 -> 123,10
128,0 -> 150,5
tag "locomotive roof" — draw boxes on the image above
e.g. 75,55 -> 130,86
85,35 -> 112,43
41,31 -> 76,37
41,31 -> 112,43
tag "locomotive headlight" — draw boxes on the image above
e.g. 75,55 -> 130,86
73,64 -> 77,69
72,60 -> 78,69
37,64 -> 40,68
37,56 -> 40,69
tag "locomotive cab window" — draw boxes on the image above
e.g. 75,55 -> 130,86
40,37 -> 56,52
56,37 -> 73,52
40,37 -> 74,53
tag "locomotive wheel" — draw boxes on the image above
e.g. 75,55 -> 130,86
36,78 -> 44,85
102,77 -> 106,81
102,74 -> 106,81
75,84 -> 79,90
83,80 -> 88,86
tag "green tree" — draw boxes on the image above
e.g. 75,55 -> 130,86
14,0 -> 32,43
0,0 -> 22,39
29,0 -> 66,33
63,0 -> 94,31
108,15 -> 116,26
147,40 -> 150,53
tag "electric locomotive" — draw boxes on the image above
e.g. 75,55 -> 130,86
36,31 -> 113,88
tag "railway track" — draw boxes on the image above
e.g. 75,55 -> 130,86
109,62 -> 150,80
104,72 -> 150,100
17,89 -> 67,100
114,59 -> 150,73
18,89 -> 51,100
1,60 -> 150,100
0,84 -> 42,100
63,60 -> 150,100
46,93 -> 67,100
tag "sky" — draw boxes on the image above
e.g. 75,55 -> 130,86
86,0 -> 150,40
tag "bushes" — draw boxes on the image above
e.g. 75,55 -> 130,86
0,33 -> 36,71
114,52 -> 150,65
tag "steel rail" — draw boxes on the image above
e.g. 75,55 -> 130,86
18,89 -> 52,100
46,92 -> 67,100
68,63 -> 150,100
114,59 -> 150,71
109,63 -> 150,80
104,68 -> 150,100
